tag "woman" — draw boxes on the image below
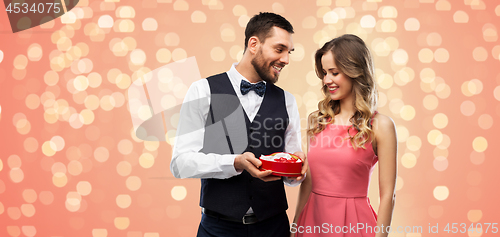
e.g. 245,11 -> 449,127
293,34 -> 397,237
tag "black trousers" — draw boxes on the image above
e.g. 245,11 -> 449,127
197,212 -> 290,237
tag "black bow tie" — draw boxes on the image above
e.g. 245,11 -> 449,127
240,80 -> 266,97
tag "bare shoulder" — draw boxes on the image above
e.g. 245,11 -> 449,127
372,112 -> 396,136
371,113 -> 397,156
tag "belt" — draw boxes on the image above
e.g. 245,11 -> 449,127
201,208 -> 259,225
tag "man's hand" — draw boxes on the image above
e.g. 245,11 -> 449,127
234,152 -> 281,182
291,151 -> 307,181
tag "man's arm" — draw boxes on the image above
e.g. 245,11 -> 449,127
170,79 -> 241,179
283,91 -> 308,186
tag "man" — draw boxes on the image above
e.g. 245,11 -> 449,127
170,12 -> 306,237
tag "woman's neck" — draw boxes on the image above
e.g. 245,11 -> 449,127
335,96 -> 356,125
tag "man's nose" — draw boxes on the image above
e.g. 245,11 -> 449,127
280,53 -> 289,65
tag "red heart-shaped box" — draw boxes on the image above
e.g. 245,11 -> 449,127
259,152 -> 302,177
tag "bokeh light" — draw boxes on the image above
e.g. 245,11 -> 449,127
171,186 -> 187,201
472,137 -> 488,152
0,2 -> 499,237
433,186 -> 449,201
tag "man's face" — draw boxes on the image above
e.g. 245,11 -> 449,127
251,27 -> 294,84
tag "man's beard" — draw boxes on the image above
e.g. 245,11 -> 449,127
251,49 -> 279,84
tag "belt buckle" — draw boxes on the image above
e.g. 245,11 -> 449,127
242,215 -> 250,225
242,215 -> 253,225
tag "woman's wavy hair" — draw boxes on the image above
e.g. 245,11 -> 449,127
308,34 -> 378,149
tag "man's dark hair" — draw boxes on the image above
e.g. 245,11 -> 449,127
244,12 -> 294,51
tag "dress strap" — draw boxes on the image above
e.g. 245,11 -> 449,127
369,111 -> 378,127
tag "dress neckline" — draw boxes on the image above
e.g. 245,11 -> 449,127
327,111 -> 379,127
329,124 -> 353,126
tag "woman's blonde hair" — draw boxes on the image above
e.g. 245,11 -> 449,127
308,34 -> 378,149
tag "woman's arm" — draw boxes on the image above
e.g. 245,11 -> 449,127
291,167 -> 312,237
291,113 -> 316,236
372,113 -> 398,237
293,167 -> 312,222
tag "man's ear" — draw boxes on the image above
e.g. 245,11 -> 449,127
247,36 -> 260,55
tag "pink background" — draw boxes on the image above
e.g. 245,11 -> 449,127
1,0 -> 499,236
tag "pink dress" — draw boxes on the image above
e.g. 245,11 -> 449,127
296,122 -> 378,237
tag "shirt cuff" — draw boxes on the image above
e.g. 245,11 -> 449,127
220,154 -> 242,177
283,173 -> 307,187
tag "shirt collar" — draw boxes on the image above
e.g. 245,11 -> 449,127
227,63 -> 267,90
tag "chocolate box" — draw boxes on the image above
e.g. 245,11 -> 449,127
259,152 -> 302,177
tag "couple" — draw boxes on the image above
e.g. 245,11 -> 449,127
170,12 -> 397,237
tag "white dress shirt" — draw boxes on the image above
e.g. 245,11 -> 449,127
170,63 -> 303,187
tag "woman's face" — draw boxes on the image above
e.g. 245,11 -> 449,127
321,51 -> 353,101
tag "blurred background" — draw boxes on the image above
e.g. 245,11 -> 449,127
0,0 -> 499,236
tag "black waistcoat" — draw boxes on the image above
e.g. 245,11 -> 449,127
199,72 -> 289,220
